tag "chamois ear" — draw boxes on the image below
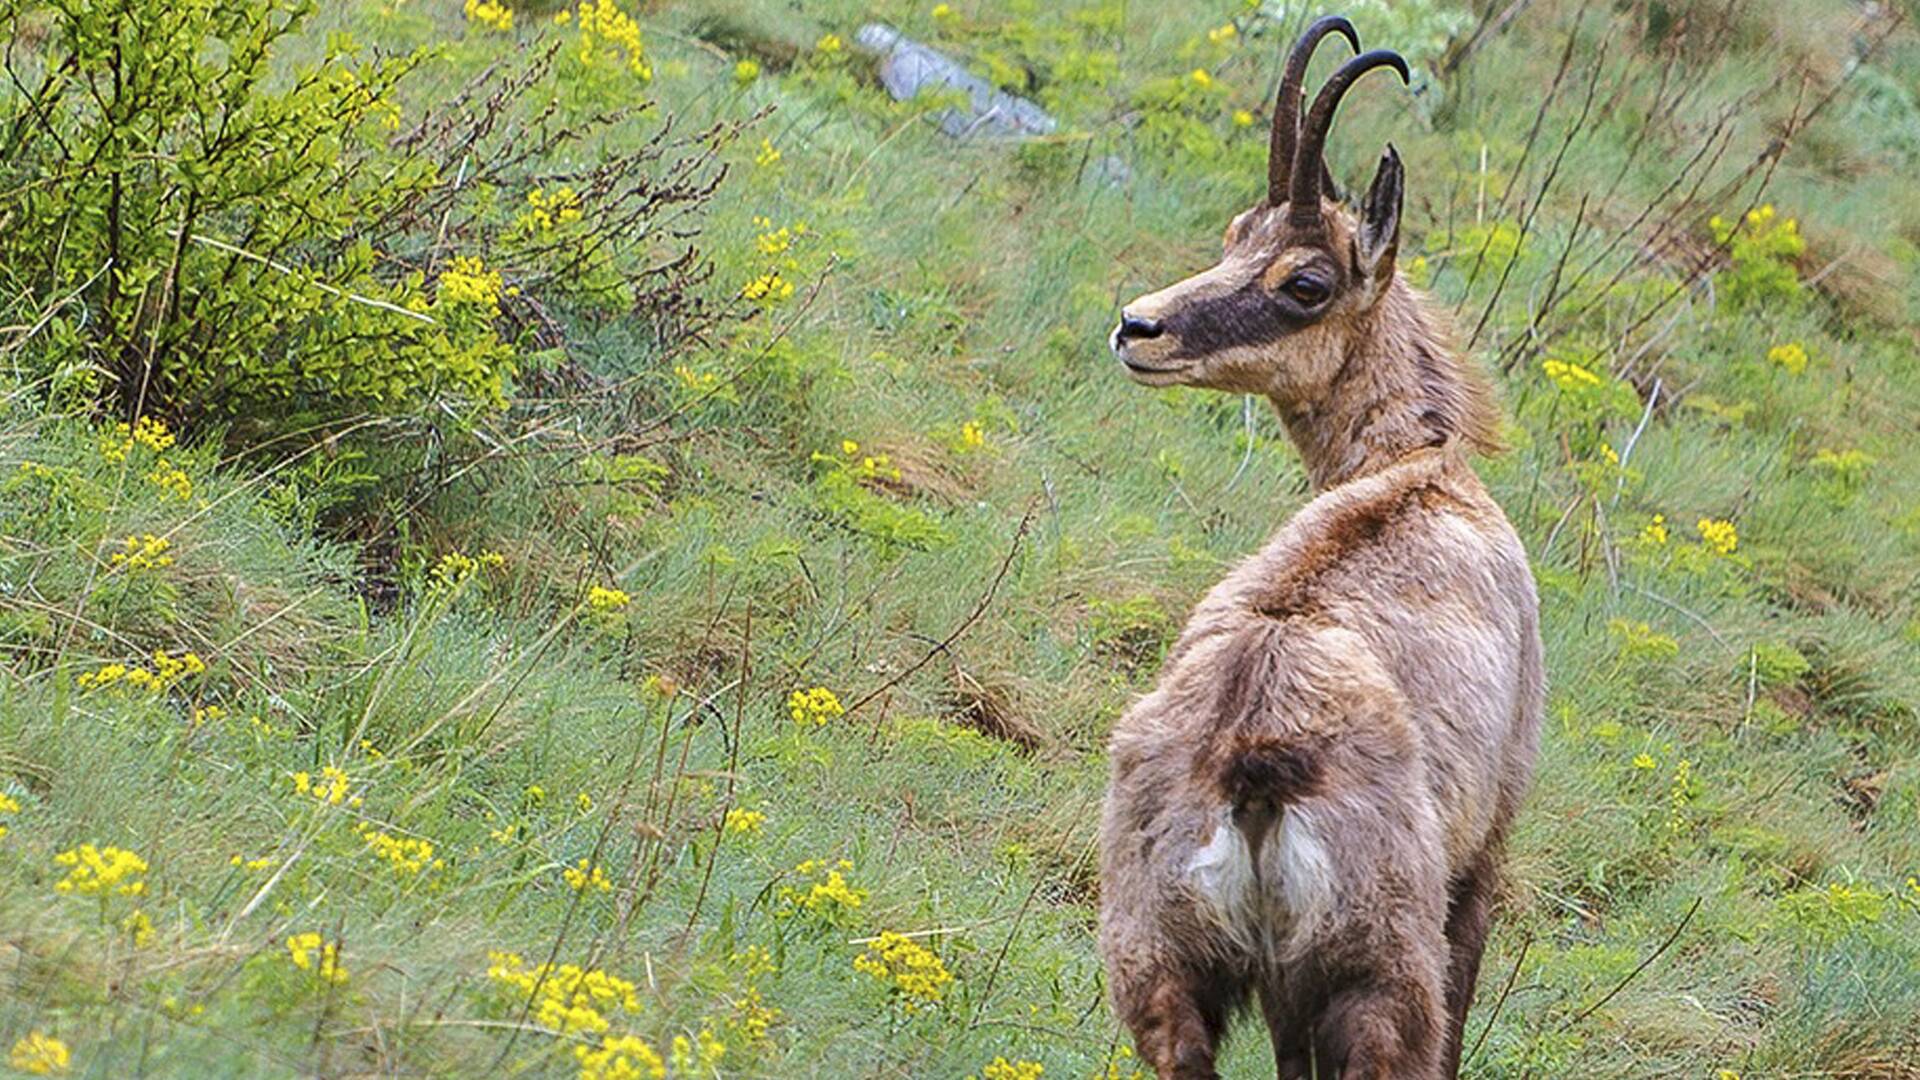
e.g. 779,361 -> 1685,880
1354,144 -> 1403,283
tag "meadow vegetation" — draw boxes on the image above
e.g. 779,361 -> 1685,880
1,0 -> 1918,1076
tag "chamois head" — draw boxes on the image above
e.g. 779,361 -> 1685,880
1111,17 -> 1412,405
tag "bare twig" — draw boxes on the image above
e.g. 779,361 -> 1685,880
842,499 -> 1037,719
1560,896 -> 1702,1031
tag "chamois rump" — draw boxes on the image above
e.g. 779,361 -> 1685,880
1097,17 -> 1544,1079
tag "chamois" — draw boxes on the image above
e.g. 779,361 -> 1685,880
1097,17 -> 1544,1080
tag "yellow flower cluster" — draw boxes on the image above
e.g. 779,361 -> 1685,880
1640,513 -> 1668,546
754,138 -> 782,168
587,585 -> 631,612
852,931 -> 953,1011
723,808 -> 766,835
355,823 -> 441,876
563,857 -> 613,893
523,186 -> 583,231
486,951 -> 641,1035
230,854 -> 274,871
439,255 -> 506,314
8,1032 -> 70,1075
932,3 -> 955,20
464,0 -> 513,31
291,766 -> 360,808
787,686 -> 845,726
431,550 -> 504,588
1188,68 -> 1213,88
76,649 -> 207,692
740,271 -> 794,304
1697,517 -> 1738,555
1542,358 -> 1603,391
0,790 -> 20,839
575,1034 -> 665,1080
734,59 -> 760,85
730,985 -> 781,1043
1207,22 -> 1238,45
286,932 -> 349,984
1666,758 -> 1693,835
779,858 -> 867,919
958,420 -> 986,451
668,1029 -> 727,1073
555,1 -> 652,80
145,458 -> 193,501
53,844 -> 148,897
816,33 -> 842,55
109,533 -> 173,571
974,1057 -> 1045,1080
752,216 -> 807,256
123,908 -> 156,947
1767,341 -> 1809,375
101,416 -> 175,462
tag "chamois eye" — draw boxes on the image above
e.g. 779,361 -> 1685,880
1282,273 -> 1331,307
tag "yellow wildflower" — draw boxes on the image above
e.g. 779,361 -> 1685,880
8,1032 -> 70,1075
488,951 -> 641,1037
463,0 -> 513,31
1188,68 -> 1213,88
145,459 -> 193,501
290,765 -> 358,807
958,420 -> 986,450
356,823 -> 442,876
779,858 -> 867,920
439,256 -> 505,314
286,932 -> 349,984
1697,517 -> 1738,556
53,844 -> 148,897
974,1057 -> 1045,1080
816,33 -> 843,55
734,59 -> 761,84
1640,513 -> 1668,546
724,808 -> 766,835
109,533 -> 173,572
522,186 -> 583,231
1207,23 -> 1238,45
853,931 -> 954,1011
1767,342 -> 1808,375
788,686 -> 845,726
754,137 -> 782,167
122,908 -> 156,947
1542,358 -> 1604,391
0,790 -> 19,840
577,791 -> 594,814
741,271 -> 794,303
932,3 -> 954,19
587,585 -> 631,612
563,857 -> 612,893
1231,108 -> 1254,126
555,0 -> 652,79
525,784 -> 548,806
576,1033 -> 665,1080
1633,753 -> 1657,770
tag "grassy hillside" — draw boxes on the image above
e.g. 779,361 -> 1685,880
2,0 -> 1918,1076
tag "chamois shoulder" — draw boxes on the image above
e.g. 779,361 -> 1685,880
1173,448 -> 1509,653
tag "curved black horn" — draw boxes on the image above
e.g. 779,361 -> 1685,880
1267,15 -> 1360,206
1287,49 -> 1411,229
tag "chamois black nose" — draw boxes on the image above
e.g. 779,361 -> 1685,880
1114,312 -> 1164,343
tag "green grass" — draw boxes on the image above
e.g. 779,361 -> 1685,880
3,0 -> 1920,1077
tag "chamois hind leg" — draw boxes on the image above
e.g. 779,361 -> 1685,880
1107,963 -> 1237,1080
1313,974 -> 1446,1080
1439,848 -> 1499,1076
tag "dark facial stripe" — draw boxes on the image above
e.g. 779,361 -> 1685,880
1167,280 -> 1326,359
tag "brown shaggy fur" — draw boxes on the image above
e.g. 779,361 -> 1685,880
1099,100 -> 1543,1080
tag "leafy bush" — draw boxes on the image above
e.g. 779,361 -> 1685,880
0,0 -> 733,431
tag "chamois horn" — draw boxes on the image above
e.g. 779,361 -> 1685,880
1267,15 -> 1360,206
1287,49 -> 1411,229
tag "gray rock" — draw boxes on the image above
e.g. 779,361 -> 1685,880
854,23 -> 1057,140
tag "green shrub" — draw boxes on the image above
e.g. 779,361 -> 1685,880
0,0 -> 733,431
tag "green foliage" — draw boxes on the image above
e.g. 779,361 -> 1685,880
1710,204 -> 1806,310
0,0 -> 732,432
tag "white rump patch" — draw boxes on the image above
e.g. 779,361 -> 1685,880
1270,806 -> 1334,958
1185,805 -> 1336,960
1186,809 -> 1257,951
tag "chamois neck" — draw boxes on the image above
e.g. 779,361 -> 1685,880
1271,278 -> 1497,492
